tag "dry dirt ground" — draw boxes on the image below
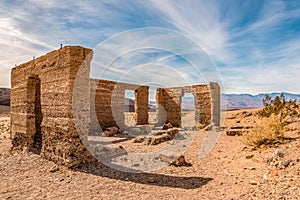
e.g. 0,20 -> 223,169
0,107 -> 299,199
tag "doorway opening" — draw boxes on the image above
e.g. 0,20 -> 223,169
181,92 -> 195,128
28,76 -> 43,154
124,90 -> 135,126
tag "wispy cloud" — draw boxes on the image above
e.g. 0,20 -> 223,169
1,0 -> 300,94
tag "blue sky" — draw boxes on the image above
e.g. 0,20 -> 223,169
1,0 -> 300,94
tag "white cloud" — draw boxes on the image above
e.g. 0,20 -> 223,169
1,0 -> 300,95
150,0 -> 232,64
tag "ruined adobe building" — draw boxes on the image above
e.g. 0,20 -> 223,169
10,46 -> 220,167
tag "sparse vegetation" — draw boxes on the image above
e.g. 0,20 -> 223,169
195,123 -> 206,130
243,93 -> 298,147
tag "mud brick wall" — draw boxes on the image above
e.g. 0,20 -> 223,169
135,86 -> 149,125
10,46 -> 95,167
208,82 -> 220,126
156,88 -> 166,126
156,82 -> 220,127
156,88 -> 182,127
91,79 -> 149,130
192,84 -> 212,126
91,79 -> 118,131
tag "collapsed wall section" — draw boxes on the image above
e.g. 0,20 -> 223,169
10,46 -> 95,167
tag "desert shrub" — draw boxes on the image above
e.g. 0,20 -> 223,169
196,123 -> 206,130
258,93 -> 298,123
243,93 -> 298,147
243,114 -> 284,146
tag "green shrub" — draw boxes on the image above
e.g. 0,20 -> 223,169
258,93 -> 298,123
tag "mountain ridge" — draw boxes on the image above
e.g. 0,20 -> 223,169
1,88 -> 299,110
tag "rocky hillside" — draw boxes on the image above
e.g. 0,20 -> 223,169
0,88 -> 10,106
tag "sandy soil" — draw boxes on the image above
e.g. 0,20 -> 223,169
0,107 -> 299,199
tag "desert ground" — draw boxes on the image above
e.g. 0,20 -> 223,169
0,106 -> 299,199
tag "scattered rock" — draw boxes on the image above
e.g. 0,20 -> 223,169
133,128 -> 179,145
246,154 -> 254,159
163,122 -> 174,130
151,130 -> 167,136
102,127 -> 120,137
106,127 -> 119,134
159,155 -> 192,167
150,128 -> 178,145
49,165 -> 59,173
132,136 -> 145,143
171,155 -> 192,167
150,133 -> 173,145
282,159 -> 293,167
272,149 -> 284,158
226,130 -> 243,136
249,180 -> 259,185
148,177 -> 156,183
102,131 -> 114,137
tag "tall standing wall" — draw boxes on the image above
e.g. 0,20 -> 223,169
10,46 -> 95,167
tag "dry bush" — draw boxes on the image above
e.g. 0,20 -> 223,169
243,93 -> 298,147
243,114 -> 284,146
195,123 -> 206,130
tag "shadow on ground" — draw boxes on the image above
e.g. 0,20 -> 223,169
76,162 -> 213,189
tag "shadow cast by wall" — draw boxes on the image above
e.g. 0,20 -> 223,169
76,161 -> 213,189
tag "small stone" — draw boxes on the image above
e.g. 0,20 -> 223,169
133,136 -> 145,143
246,154 -> 254,159
263,174 -> 268,181
249,180 -> 259,185
272,149 -> 284,158
102,127 -> 119,137
106,127 -> 119,134
282,160 -> 292,167
148,177 -> 156,183
163,122 -> 174,130
49,165 -> 59,173
102,130 -> 113,137
249,166 -> 256,170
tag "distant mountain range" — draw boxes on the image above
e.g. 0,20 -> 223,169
1,88 -> 300,110
149,92 -> 300,110
222,93 -> 300,110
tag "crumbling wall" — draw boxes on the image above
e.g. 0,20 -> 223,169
192,84 -> 212,126
90,79 -> 149,131
156,88 -> 182,127
156,82 -> 220,127
10,46 -> 95,167
135,86 -> 149,125
10,45 -> 220,168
